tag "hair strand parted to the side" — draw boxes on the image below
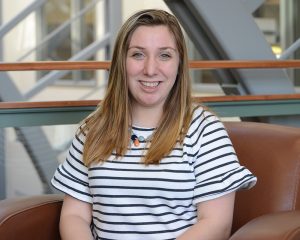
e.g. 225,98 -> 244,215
79,9 -> 193,166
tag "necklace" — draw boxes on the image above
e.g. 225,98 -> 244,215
131,134 -> 144,147
130,129 -> 154,147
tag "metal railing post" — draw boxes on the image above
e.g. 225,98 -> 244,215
0,0 -> 46,38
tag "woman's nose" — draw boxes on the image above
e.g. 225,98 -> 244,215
143,57 -> 158,76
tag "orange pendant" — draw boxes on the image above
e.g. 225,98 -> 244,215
134,139 -> 140,147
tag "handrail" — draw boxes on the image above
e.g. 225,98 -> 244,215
1,93 -> 300,109
1,94 -> 300,127
1,60 -> 300,71
280,37 -> 300,60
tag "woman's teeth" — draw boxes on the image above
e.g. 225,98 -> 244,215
140,81 -> 160,87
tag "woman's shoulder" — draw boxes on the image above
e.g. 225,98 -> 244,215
191,104 -> 219,123
74,126 -> 87,146
186,104 -> 223,136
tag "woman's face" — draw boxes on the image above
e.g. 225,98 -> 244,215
126,25 -> 179,111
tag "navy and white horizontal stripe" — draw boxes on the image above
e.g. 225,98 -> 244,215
51,107 -> 256,240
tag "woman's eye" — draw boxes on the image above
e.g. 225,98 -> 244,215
160,53 -> 171,60
132,52 -> 144,59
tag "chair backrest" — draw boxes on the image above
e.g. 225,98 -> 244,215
224,122 -> 300,233
0,194 -> 63,240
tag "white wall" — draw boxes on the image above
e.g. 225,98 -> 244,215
2,0 -> 37,94
122,0 -> 170,21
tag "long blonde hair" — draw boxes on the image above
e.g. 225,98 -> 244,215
80,9 -> 193,166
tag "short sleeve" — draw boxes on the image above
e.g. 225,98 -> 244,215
189,109 -> 257,204
51,133 -> 92,203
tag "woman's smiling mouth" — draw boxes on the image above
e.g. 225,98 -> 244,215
140,81 -> 160,87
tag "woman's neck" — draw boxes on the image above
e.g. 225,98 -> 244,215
131,105 -> 163,128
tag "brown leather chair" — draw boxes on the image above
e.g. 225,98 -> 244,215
0,194 -> 63,240
227,121 -> 300,240
0,121 -> 300,240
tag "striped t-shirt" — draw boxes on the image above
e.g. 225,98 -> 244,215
51,107 -> 257,240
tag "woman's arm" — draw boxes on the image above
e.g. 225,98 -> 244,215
177,192 -> 235,240
59,194 -> 93,240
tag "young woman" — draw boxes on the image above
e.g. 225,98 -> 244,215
51,9 -> 256,240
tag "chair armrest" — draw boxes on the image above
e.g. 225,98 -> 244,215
0,194 -> 63,240
230,211 -> 300,240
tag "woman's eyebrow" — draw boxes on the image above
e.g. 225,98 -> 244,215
128,46 -> 144,50
128,46 -> 177,51
159,47 -> 177,52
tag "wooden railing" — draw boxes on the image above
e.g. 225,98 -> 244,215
1,59 -> 300,71
0,60 -> 300,127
